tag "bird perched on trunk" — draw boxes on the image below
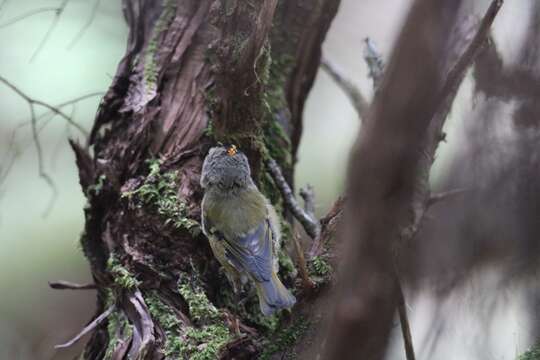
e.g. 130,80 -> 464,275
200,145 -> 296,316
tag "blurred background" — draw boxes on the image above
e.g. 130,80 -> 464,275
0,0 -> 536,359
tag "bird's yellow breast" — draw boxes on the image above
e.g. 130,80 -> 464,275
202,188 -> 268,239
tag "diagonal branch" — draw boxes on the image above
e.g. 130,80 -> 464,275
55,305 -> 115,349
266,158 -> 320,240
0,75 -> 88,136
30,0 -> 70,62
321,58 -> 369,120
0,75 -> 99,214
67,0 -> 101,49
0,7 -> 58,28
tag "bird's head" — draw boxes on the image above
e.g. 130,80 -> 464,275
200,145 -> 253,190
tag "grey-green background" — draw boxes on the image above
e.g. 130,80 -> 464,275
0,1 -> 534,359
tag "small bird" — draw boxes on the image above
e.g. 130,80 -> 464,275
200,145 -> 296,316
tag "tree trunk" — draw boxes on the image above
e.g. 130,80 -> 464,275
68,0 -> 339,359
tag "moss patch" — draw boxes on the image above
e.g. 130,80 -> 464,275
143,0 -> 177,88
122,159 -> 200,235
308,254 -> 333,285
107,254 -> 141,289
103,309 -> 132,360
258,317 -> 310,360
145,276 -> 232,359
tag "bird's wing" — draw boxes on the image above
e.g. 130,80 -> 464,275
203,218 -> 273,283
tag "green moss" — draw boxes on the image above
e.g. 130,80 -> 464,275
183,324 -> 231,360
309,256 -> 331,277
178,277 -> 220,322
203,119 -> 214,138
519,346 -> 540,360
145,277 -> 232,359
122,159 -> 200,235
308,255 -> 332,285
143,0 -> 177,88
103,309 -> 132,360
107,254 -> 141,289
258,317 -> 310,360
260,45 -> 294,167
146,292 -> 185,357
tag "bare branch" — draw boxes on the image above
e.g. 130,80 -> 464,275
299,185 -> 316,218
30,0 -> 70,62
0,76 -> 100,214
49,280 -> 97,290
30,102 -> 58,217
55,305 -> 115,349
321,58 -> 369,120
0,7 -> 58,28
67,0 -> 101,50
266,158 -> 320,240
0,75 -> 89,136
441,0 -> 503,103
395,274 -> 416,360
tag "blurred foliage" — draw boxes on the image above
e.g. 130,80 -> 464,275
519,346 -> 540,360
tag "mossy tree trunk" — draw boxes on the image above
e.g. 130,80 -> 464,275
69,0 -> 339,359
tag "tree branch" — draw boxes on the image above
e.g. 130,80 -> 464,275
321,58 -> 369,120
0,7 -> 58,28
49,280 -> 97,290
30,0 -> 69,62
55,305 -> 115,349
67,0 -> 101,50
0,75 -> 88,136
266,158 -> 320,240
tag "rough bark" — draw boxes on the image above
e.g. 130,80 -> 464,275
65,0 -> 340,359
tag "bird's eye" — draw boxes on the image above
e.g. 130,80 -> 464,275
227,145 -> 237,156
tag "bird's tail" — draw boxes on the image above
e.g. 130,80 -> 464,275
255,272 -> 296,316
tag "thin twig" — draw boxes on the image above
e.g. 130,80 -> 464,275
55,305 -> 115,349
320,58 -> 369,120
395,274 -> 416,360
439,0 -> 504,105
67,0 -> 101,49
0,75 -> 96,215
0,147 -> 17,188
0,7 -> 58,28
266,158 -> 320,240
49,280 -> 97,290
0,91 -> 101,192
30,102 -> 58,217
30,0 -> 70,62
0,75 -> 89,136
